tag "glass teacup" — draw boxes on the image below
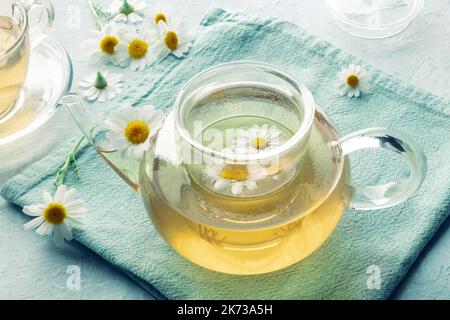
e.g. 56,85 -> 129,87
62,61 -> 427,275
0,0 -> 53,123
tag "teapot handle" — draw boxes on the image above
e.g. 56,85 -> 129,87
335,128 -> 427,210
20,0 -> 54,48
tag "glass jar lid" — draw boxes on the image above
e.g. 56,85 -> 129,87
325,0 -> 424,39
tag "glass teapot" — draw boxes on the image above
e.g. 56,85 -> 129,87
62,62 -> 427,275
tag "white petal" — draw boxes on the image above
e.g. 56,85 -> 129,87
85,88 -> 100,101
349,64 -> 356,73
23,216 -> 45,231
105,88 -> 116,100
337,83 -> 349,96
36,222 -> 54,236
359,81 -> 371,93
60,223 -> 74,241
158,20 -> 169,35
231,182 -> 243,195
155,43 -> 170,60
23,204 -> 44,217
61,188 -> 76,204
66,217 -> 85,229
54,185 -> 67,203
213,179 -> 227,191
130,59 -> 140,71
269,128 -> 281,139
172,49 -> 185,58
98,90 -> 107,102
147,109 -> 164,126
43,191 -> 53,205
245,180 -> 257,191
260,124 -> 268,136
131,141 -> 150,160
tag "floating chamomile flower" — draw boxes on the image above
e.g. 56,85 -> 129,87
117,28 -> 156,71
78,68 -> 124,102
205,148 -> 268,196
337,64 -> 371,98
146,3 -> 174,29
154,21 -> 192,59
83,22 -> 124,66
23,185 -> 86,247
109,0 -> 147,24
105,104 -> 164,160
236,124 -> 282,152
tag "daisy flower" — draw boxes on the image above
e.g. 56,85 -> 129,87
116,28 -> 156,71
105,104 -> 164,160
78,68 -> 124,102
83,22 -> 124,66
337,64 -> 371,98
205,148 -> 268,196
154,21 -> 192,59
146,3 -> 174,29
108,0 -> 147,24
23,185 -> 86,247
235,124 -> 282,152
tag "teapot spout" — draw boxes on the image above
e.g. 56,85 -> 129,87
60,93 -> 141,191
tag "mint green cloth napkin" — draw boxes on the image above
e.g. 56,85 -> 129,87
2,8 -> 450,299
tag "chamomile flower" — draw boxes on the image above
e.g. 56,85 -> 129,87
205,148 -> 268,195
146,3 -> 174,29
23,185 -> 86,247
236,124 -> 282,152
108,0 -> 147,24
337,64 -> 371,98
78,68 -> 124,102
105,104 -> 164,160
154,21 -> 192,59
83,22 -> 124,66
117,28 -> 156,71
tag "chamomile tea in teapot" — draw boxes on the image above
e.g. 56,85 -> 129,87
63,62 -> 426,275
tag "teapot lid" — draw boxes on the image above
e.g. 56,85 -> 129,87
150,106 -> 349,231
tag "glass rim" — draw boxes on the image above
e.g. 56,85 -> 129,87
1,2 -> 29,60
326,0 -> 424,30
173,61 -> 316,162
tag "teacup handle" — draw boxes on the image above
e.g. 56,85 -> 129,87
335,128 -> 427,210
20,0 -> 54,48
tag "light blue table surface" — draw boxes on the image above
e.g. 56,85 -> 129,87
1,0 -> 449,299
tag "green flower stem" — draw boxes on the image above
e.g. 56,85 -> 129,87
88,0 -> 112,29
54,136 -> 85,188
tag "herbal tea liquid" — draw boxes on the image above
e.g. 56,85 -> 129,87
140,119 -> 351,275
0,16 -> 29,119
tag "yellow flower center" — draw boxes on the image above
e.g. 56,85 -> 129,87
220,164 -> 249,181
154,12 -> 167,24
99,35 -> 119,55
128,39 -> 148,59
44,203 -> 67,225
164,30 -> 179,51
251,136 -> 268,150
124,120 -> 150,144
346,74 -> 359,88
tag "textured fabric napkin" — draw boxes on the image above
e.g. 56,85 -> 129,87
2,8 -> 450,299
